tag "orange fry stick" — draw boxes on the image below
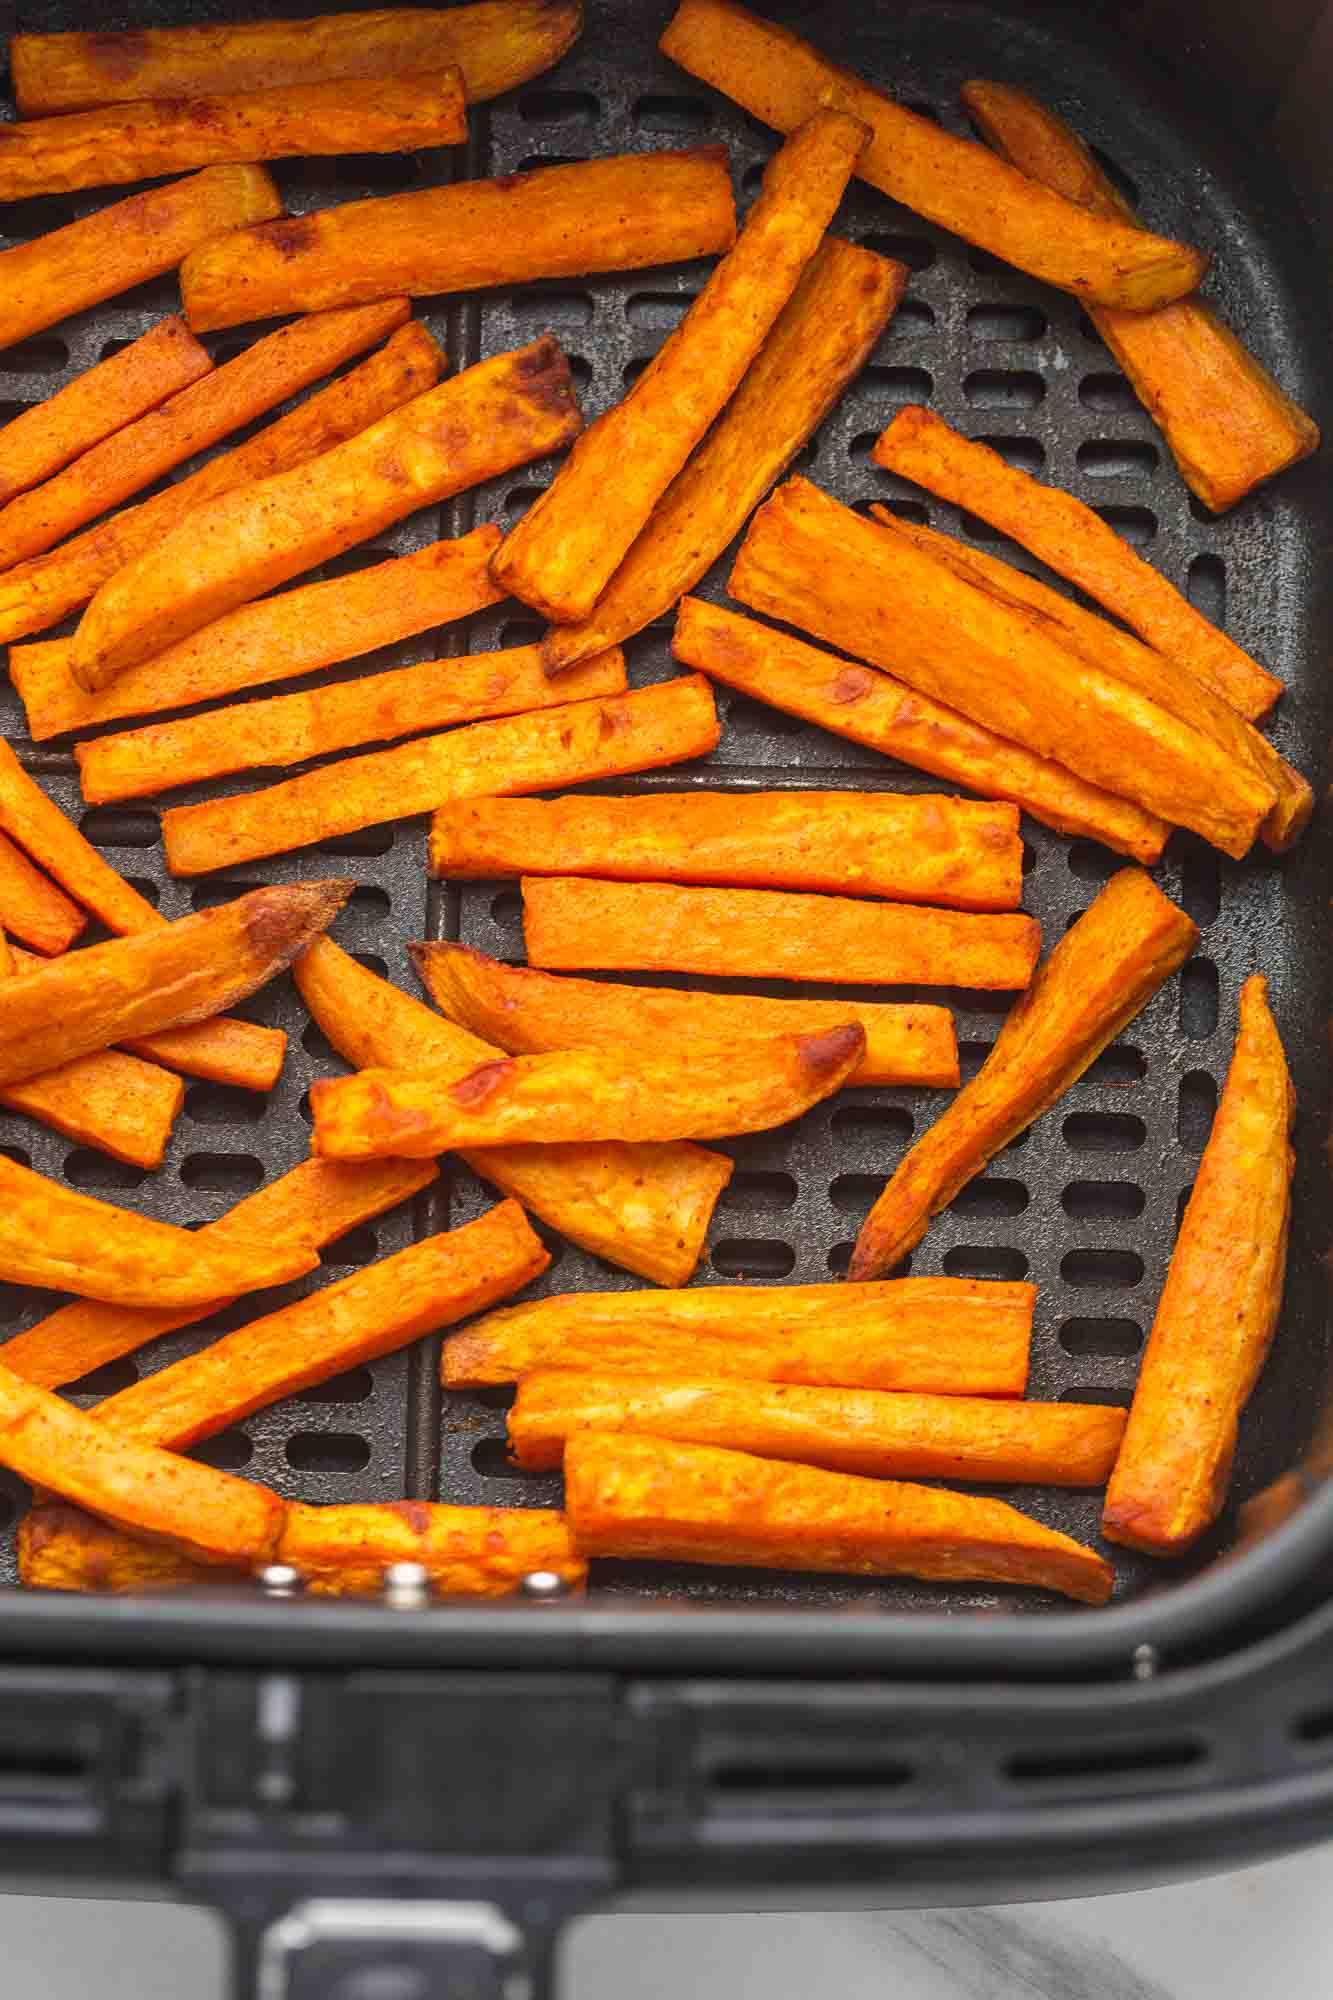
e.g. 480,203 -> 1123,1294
180,148 -> 736,331
1103,976 -> 1294,1555
0,72 -> 467,201
428,789 -> 1022,911
0,317 -> 211,510
12,1 -> 583,114
673,597 -> 1169,864
0,880 -> 349,1089
659,0 -> 1205,313
510,1370 -> 1127,1485
729,477 -> 1275,857
542,236 -> 906,674
412,941 -> 959,1090
0,163 -> 280,354
162,675 -> 721,875
92,1201 -> 547,1450
874,406 -> 1284,721
441,1275 -> 1033,1396
0,1157 -> 435,1391
296,937 -> 732,1289
849,869 -> 1196,1280
0,300 -> 429,649
73,337 -> 580,688
564,1433 -> 1112,1603
961,81 -> 1320,514
493,111 -> 867,623
0,828 -> 84,952
521,875 -> 1040,990
77,645 -> 627,806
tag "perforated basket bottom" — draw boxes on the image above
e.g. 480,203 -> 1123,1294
0,0 -> 1327,1615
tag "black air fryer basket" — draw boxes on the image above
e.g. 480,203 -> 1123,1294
0,0 -> 1331,1991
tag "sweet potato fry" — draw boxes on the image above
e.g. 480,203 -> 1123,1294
296,937 -> 732,1288
412,942 -> 959,1090
0,880 -> 349,1089
660,0 -> 1204,312
0,302 -> 432,650
180,148 -> 734,331
0,72 -> 468,201
0,311 -> 434,576
0,1156 -> 316,1307
77,645 -> 627,806
0,317 -> 211,510
870,509 -> 1313,854
162,675 -> 721,874
874,407 -> 1284,721
493,112 -> 866,624
1103,976 -> 1294,1556
13,530 -> 503,742
510,1371 -> 1127,1485
0,1365 -> 284,1565
849,869 -> 1197,1281
729,478 -> 1275,858
521,876 -> 1040,990
542,237 -> 906,674
0,829 -> 84,952
73,337 -> 581,688
673,597 -> 1169,863
441,1275 -> 1034,1396
0,164 -> 279,354
311,1024 -> 865,1157
428,789 -> 1021,911
564,1433 -> 1112,1603
0,1156 -> 435,1391
12,1 -> 583,114
93,1201 -> 547,1450
961,81 -> 1320,514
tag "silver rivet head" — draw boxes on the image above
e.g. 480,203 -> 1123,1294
521,1570 -> 570,1601
1132,1643 -> 1159,1681
257,1563 -> 303,1598
382,1561 -> 431,1609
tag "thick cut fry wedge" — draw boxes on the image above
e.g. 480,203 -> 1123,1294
0,164 -> 279,354
12,2 -> 583,114
0,317 -> 211,510
565,1434 -> 1112,1603
494,112 -> 867,624
849,869 -> 1196,1281
874,408 -> 1284,721
412,942 -> 959,1090
1104,976 -> 1294,1556
0,1157 -> 434,1391
163,675 -> 721,874
521,876 -> 1039,990
871,509 -> 1313,854
428,790 -> 1021,911
441,1276 -> 1034,1396
0,312 -> 435,576
296,938 -> 731,1289
543,237 -> 905,674
660,0 -> 1204,312
93,1202 -> 547,1450
729,478 -> 1275,858
0,1156 -> 316,1307
74,338 -> 581,689
961,82 -> 1320,514
510,1371 -> 1127,1485
0,880 -> 349,1089
78,646 -> 627,806
15,530 -> 503,742
0,829 -> 84,952
180,148 -> 734,331
674,597 -> 1168,863
0,72 -> 467,201
311,1025 -> 865,1157
0,301 -> 430,650
0,1365 -> 284,1565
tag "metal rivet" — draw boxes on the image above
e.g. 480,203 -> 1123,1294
382,1561 -> 431,1609
1132,1643 -> 1159,1681
257,1563 -> 303,1599
521,1570 -> 570,1601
